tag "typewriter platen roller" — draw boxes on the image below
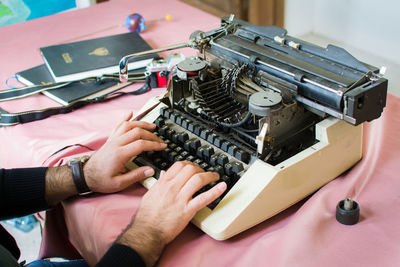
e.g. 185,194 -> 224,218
122,16 -> 387,240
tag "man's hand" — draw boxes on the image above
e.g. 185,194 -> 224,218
45,112 -> 166,205
117,161 -> 227,267
84,112 -> 167,194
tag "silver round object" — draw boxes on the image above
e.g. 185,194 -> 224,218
177,57 -> 207,72
249,91 -> 282,117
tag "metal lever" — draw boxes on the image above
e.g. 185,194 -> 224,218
119,42 -> 191,82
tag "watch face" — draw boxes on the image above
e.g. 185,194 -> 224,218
69,156 -> 89,165
79,155 -> 90,163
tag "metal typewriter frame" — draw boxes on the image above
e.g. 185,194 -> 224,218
122,15 -> 386,240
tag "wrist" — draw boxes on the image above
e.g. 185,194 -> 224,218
68,155 -> 92,195
117,220 -> 165,267
81,156 -> 99,193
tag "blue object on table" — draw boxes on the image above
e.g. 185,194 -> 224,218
125,13 -> 146,33
6,215 -> 38,233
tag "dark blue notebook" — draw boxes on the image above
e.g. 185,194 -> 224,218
16,64 -> 144,106
40,31 -> 156,82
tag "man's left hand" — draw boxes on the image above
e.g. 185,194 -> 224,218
84,112 -> 166,194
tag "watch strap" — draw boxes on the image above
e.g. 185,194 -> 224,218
69,157 -> 92,195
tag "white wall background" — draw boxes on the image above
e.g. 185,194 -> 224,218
284,0 -> 400,95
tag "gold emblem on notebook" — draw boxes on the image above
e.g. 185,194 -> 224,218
89,47 -> 109,56
62,53 -> 72,63
79,78 -> 96,85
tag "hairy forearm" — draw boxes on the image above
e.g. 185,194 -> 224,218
113,162 -> 226,266
45,165 -> 78,206
117,219 -> 165,267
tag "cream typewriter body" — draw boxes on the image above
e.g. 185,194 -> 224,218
122,16 -> 387,240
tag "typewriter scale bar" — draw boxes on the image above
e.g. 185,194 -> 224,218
125,97 -> 363,240
210,38 -> 345,110
215,35 -> 356,89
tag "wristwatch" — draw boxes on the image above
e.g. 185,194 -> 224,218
68,155 -> 92,196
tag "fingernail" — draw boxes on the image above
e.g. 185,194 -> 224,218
144,168 -> 155,177
214,172 -> 220,178
159,170 -> 166,178
161,143 -> 167,147
217,182 -> 226,190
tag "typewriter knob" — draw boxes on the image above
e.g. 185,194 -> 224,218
176,57 -> 207,80
249,90 -> 282,117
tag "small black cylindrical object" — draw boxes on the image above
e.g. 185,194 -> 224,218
336,198 -> 360,225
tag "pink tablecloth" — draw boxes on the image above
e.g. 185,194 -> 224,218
1,1 -> 400,266
63,95 -> 400,267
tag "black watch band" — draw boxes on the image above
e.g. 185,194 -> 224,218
68,156 -> 92,196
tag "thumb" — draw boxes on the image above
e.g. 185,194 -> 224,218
116,166 -> 155,189
158,170 -> 167,181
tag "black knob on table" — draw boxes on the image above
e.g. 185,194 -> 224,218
336,198 -> 360,225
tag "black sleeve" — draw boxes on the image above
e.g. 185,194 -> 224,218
96,243 -> 146,267
0,168 -> 50,220
0,244 -> 20,267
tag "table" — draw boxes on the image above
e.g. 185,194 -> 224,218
1,1 -> 400,266
0,0 -> 217,168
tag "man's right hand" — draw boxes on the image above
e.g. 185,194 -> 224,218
117,161 -> 227,267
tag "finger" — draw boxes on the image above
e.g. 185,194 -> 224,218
115,121 -> 156,136
157,161 -> 194,182
179,172 -> 219,201
114,121 -> 156,137
119,127 -> 164,146
122,111 -> 134,121
94,166 -> 154,194
110,112 -> 134,136
168,163 -> 203,192
187,182 -> 227,213
159,170 -> 166,180
99,166 -> 155,193
120,140 -> 167,159
128,121 -> 156,131
114,166 -> 156,190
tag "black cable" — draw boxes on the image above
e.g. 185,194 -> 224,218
45,144 -> 95,162
217,111 -> 252,128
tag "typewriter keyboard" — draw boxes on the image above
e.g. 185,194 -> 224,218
130,107 -> 252,209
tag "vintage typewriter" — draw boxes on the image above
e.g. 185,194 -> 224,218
120,16 -> 388,240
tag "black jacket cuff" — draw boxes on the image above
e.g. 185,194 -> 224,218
96,243 -> 146,267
